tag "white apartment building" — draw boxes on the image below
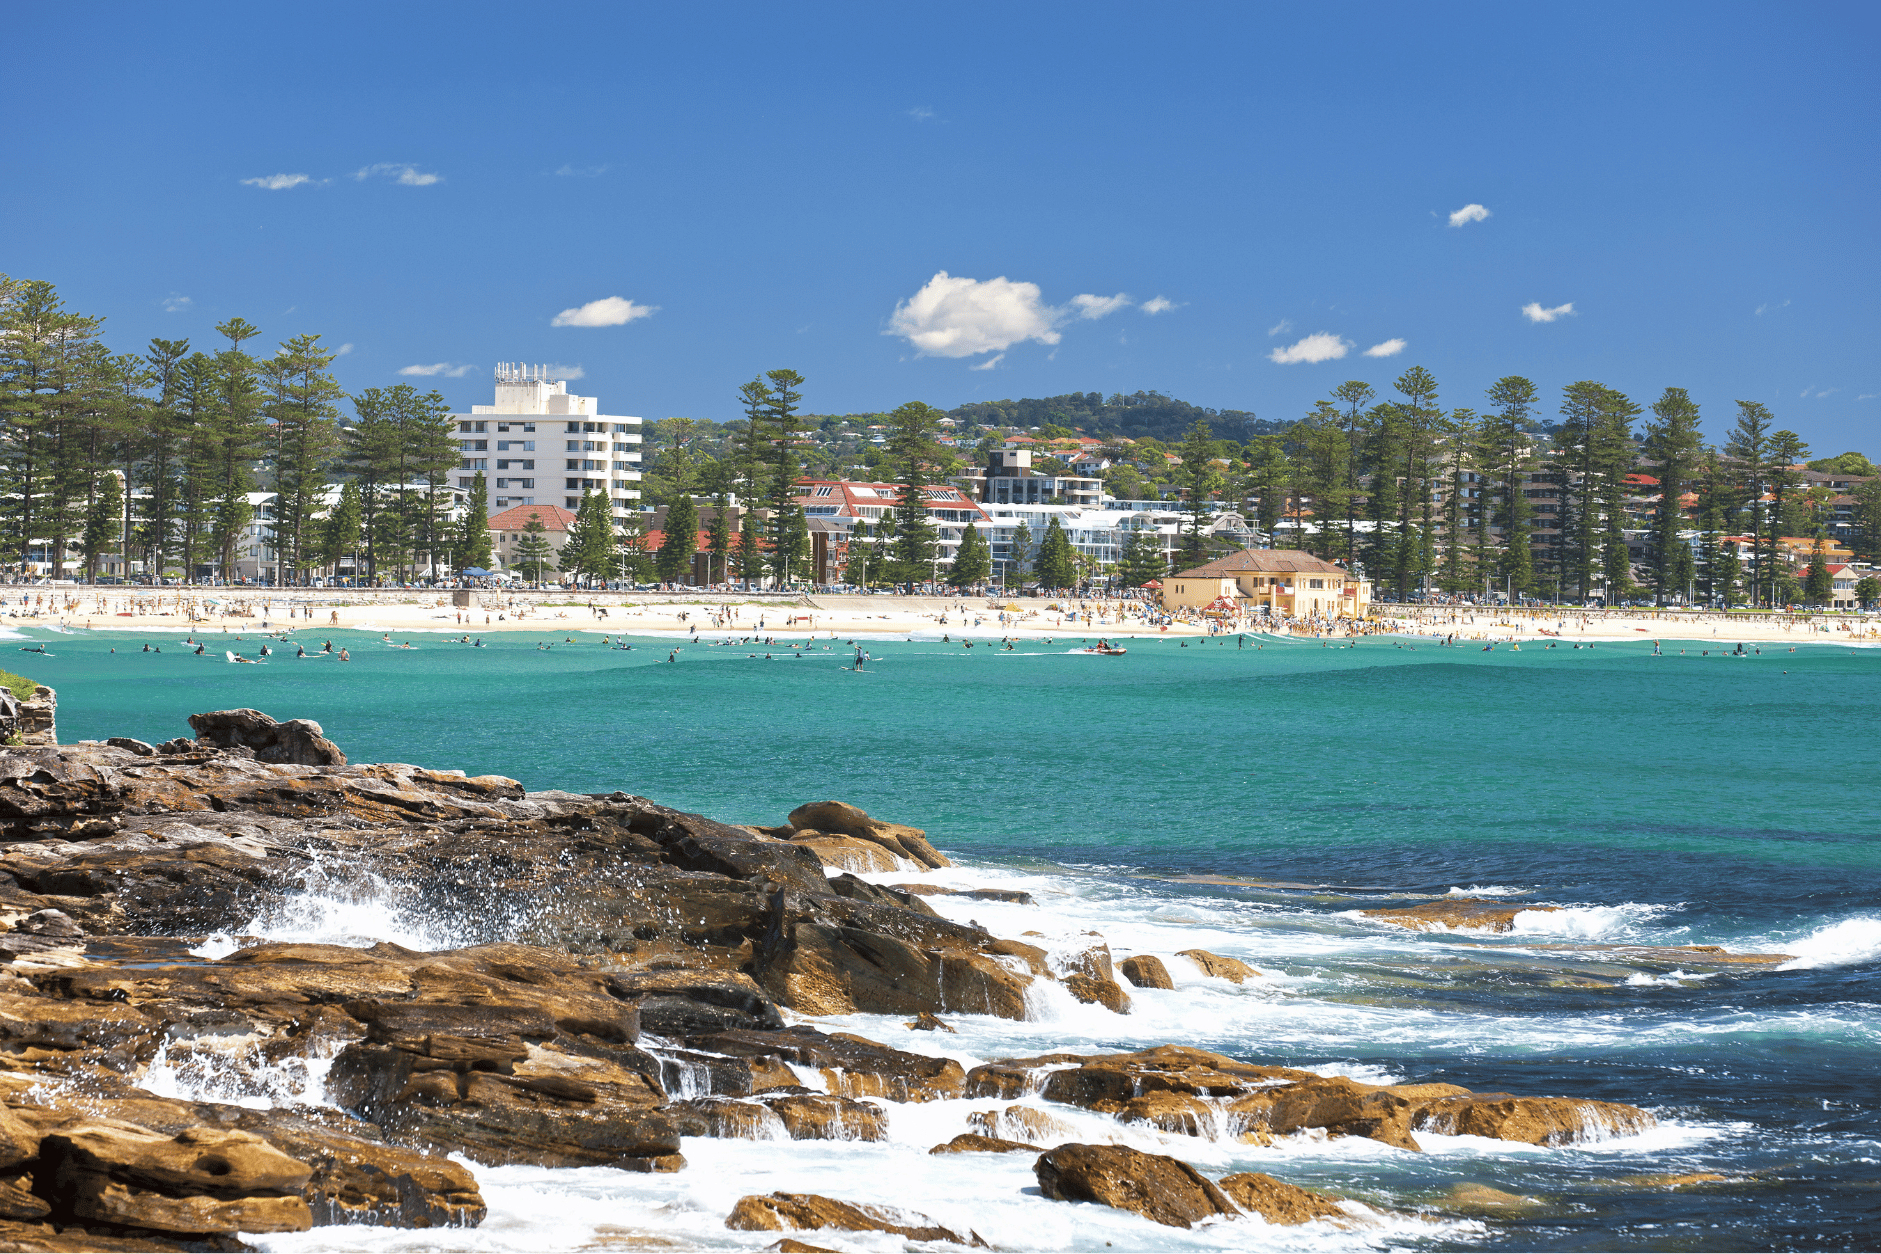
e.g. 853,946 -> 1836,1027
454,364 -> 641,523
976,503 -> 1268,581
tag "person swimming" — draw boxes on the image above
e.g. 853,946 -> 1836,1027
296,644 -> 306,657
338,648 -> 350,661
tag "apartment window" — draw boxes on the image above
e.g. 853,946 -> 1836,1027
566,459 -> 581,470
583,422 -> 600,433
566,479 -> 581,490
496,422 -> 536,433
457,477 -> 475,488
613,423 -> 629,433
566,440 -> 581,452
612,480 -> 631,491
462,439 -> 487,452
566,497 -> 579,507
459,458 -> 487,470
566,422 -> 581,433
458,421 -> 487,434
612,461 -> 633,471
496,440 -> 535,452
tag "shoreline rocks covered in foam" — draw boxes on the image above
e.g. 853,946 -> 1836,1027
0,709 -> 1661,1249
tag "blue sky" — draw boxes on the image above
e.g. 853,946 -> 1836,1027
5,2 -> 1877,453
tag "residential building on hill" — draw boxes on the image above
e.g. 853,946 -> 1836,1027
455,364 -> 642,524
485,503 -> 577,578
1162,549 -> 1371,618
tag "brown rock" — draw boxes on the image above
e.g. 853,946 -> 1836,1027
188,709 -> 347,766
667,1097 -> 785,1140
0,1107 -> 41,1171
989,1045 -> 1315,1112
761,1094 -> 888,1142
1217,1172 -> 1348,1225
1176,949 -> 1260,983
1034,1143 -> 1238,1229
1118,1092 -> 1221,1137
906,1011 -> 956,1032
1063,973 -> 1132,1014
727,1192 -> 982,1245
768,1242 -> 839,1254
0,1177 -> 51,1221
693,1027 -> 965,1102
889,883 -> 1034,904
1119,955 -> 1173,989
1229,1075 -> 1468,1151
39,1122 -> 314,1235
930,1133 -> 1038,1154
1361,898 -> 1559,933
1414,1095 -> 1655,1145
1435,1182 -> 1549,1212
787,834 -> 905,874
967,1105 -> 1079,1145
785,801 -> 951,869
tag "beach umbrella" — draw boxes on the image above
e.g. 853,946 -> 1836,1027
460,567 -> 492,577
1142,580 -> 1162,588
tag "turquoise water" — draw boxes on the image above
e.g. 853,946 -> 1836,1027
15,624 -> 1881,1250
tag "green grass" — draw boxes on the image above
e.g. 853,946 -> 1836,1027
0,670 -> 38,701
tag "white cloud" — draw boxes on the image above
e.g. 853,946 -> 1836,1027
968,354 -> 1004,371
1363,338 -> 1407,358
398,362 -> 478,378
540,363 -> 585,380
335,342 -> 354,356
1800,385 -> 1839,399
354,163 -> 441,186
887,272 -> 1062,358
1069,292 -> 1132,320
1858,393 -> 1878,401
1522,301 -> 1575,323
161,295 -> 191,313
554,164 -> 608,177
551,296 -> 658,328
1756,299 -> 1790,316
1267,318 -> 1292,337
909,106 -> 936,121
1268,332 -> 1352,365
1140,296 -> 1178,315
1448,203 -> 1491,227
241,173 -> 316,191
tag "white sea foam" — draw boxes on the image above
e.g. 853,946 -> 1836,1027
1624,970 -> 1721,987
1505,903 -> 1669,940
1775,916 -> 1881,970
1446,884 -> 1529,897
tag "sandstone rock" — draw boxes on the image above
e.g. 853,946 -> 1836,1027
975,1045 -> 1315,1112
1362,898 -> 1559,933
1435,1182 -> 1550,1212
667,1097 -> 785,1140
767,1242 -> 838,1254
1176,948 -> 1259,983
604,968 -> 783,1037
0,1176 -> 50,1221
692,1027 -> 964,1102
905,1011 -> 956,1032
889,883 -> 1034,904
39,1122 -> 313,1235
1118,1092 -> 1221,1137
930,1133 -> 1038,1154
1414,1095 -> 1655,1145
761,1094 -> 887,1142
727,1192 -> 982,1245
188,709 -> 347,767
1119,955 -> 1173,988
103,737 -> 154,757
1228,1075 -> 1472,1151
786,801 -> 951,869
967,1105 -> 1079,1145
1217,1171 -> 1348,1225
786,833 -> 906,874
1063,973 -> 1131,1014
1034,1143 -> 1238,1229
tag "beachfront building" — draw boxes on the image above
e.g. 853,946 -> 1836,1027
456,364 -> 641,524
485,503 -> 577,581
966,448 -> 1103,506
1162,550 -> 1371,618
980,503 -> 1265,583
792,479 -> 991,574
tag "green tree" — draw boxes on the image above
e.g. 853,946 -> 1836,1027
263,334 -> 344,583
656,492 -> 699,584
1329,380 -> 1377,566
1854,575 -> 1880,607
887,399 -> 944,583
82,469 -> 122,581
1480,375 -> 1537,599
1117,524 -> 1167,588
1175,419 -> 1221,567
512,513 -> 555,585
457,472 -> 494,572
1802,535 -> 1835,604
1006,519 -> 1033,584
737,509 -> 766,586
1035,516 -> 1078,589
318,480 -> 363,579
1641,387 -> 1704,605
761,369 -> 808,584
948,520 -> 991,587
1849,477 -> 1881,563
1725,401 -> 1775,605
562,489 -> 616,586
611,511 -> 654,584
1243,435 -> 1289,540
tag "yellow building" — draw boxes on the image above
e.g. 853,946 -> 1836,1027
1162,550 -> 1371,618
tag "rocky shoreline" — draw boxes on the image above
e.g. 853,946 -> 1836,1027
0,702 -> 1658,1250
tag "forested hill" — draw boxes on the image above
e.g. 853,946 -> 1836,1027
947,391 -> 1279,443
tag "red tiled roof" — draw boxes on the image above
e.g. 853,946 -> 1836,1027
487,504 -> 577,532
1624,474 -> 1660,486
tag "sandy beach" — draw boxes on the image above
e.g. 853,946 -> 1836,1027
10,588 -> 1878,646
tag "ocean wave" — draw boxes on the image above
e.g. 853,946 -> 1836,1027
1446,884 -> 1528,897
1775,916 -> 1881,970
1505,903 -> 1669,940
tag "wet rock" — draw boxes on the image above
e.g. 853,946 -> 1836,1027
1217,1171 -> 1349,1225
822,873 -> 939,915
0,1108 -> 39,1169
188,710 -> 347,767
604,968 -> 783,1037
973,1045 -> 1315,1112
1118,1092 -> 1222,1137
1434,1182 -> 1550,1213
785,834 -> 905,874
1414,1095 -> 1655,1145
1176,948 -> 1259,983
38,1122 -> 313,1235
1063,973 -> 1131,1014
104,738 -> 155,757
1119,955 -> 1173,988
726,1192 -> 982,1245
666,1097 -> 783,1140
1034,1143 -> 1238,1229
761,1094 -> 887,1142
905,1011 -> 955,1032
889,883 -> 1034,904
766,1241 -> 837,1254
930,1133 -> 1038,1154
1229,1075 -> 1470,1151
0,1176 -> 51,1221
785,801 -> 951,869
1362,898 -> 1559,933
967,1105 -> 1079,1145
691,1027 -> 965,1102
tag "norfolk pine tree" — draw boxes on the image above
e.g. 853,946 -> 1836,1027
512,513 -> 555,585
1175,419 -> 1221,567
888,400 -> 944,584
656,491 -> 699,584
1481,375 -> 1538,598
457,472 -> 494,571
1641,388 -> 1704,606
1036,516 -> 1078,589
947,519 -> 991,587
